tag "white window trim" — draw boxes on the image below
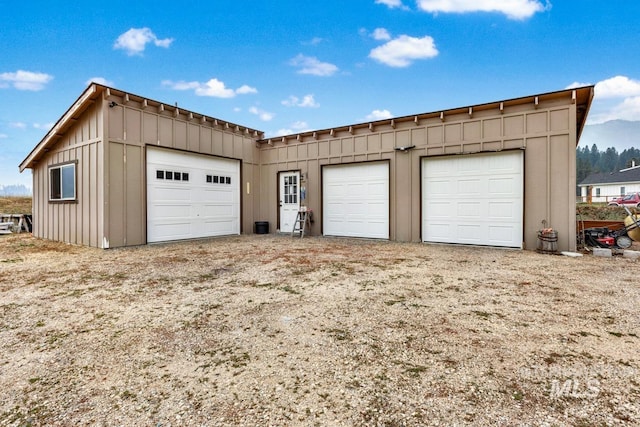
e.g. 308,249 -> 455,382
49,162 -> 77,202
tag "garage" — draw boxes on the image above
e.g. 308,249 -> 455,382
322,162 -> 389,239
422,151 -> 523,248
146,147 -> 240,243
22,84 -> 590,251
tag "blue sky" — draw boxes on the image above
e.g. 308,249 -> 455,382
2,0 -> 640,189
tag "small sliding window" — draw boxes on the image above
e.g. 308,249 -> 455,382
49,162 -> 77,201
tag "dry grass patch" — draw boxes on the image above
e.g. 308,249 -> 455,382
1,233 -> 639,426
0,197 -> 31,214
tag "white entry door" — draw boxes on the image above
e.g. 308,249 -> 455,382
279,171 -> 300,232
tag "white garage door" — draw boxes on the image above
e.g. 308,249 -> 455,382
147,147 -> 240,243
422,151 -> 523,248
323,162 -> 389,239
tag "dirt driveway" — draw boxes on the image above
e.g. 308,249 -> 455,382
0,234 -> 638,426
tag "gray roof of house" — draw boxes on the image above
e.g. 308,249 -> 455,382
579,166 -> 640,186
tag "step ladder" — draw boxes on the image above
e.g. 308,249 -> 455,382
291,208 -> 311,238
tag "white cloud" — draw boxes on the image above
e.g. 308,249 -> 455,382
0,70 -> 53,91
291,121 -> 309,130
599,96 -> 640,122
372,28 -> 392,41
366,109 -> 394,120
565,81 -> 591,90
8,121 -> 53,131
282,96 -> 296,107
162,79 -> 257,98
113,27 -> 174,56
282,94 -> 319,108
249,106 -> 274,122
416,0 -> 549,20
375,0 -> 409,10
594,75 -> 640,99
274,129 -> 294,137
0,133 -> 8,139
303,37 -> 324,46
569,75 -> 640,124
195,79 -> 236,98
289,54 -> 339,77
86,77 -> 114,87
369,35 -> 438,67
236,85 -> 258,95
272,121 -> 310,137
166,80 -> 200,91
33,122 -> 55,130
299,95 -> 319,107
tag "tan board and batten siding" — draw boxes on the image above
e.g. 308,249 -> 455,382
21,85 -> 262,248
259,93 -> 588,251
30,97 -> 105,247
20,83 -> 594,252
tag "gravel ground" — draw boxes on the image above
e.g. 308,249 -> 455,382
0,233 -> 639,426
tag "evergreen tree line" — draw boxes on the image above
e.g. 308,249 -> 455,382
576,145 -> 640,184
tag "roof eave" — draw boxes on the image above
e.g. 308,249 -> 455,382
575,86 -> 595,145
257,85 -> 596,145
19,83 -> 101,172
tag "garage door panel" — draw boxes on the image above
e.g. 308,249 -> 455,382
488,156 -> 518,172
204,219 -> 237,233
327,184 -> 347,197
489,201 -> 516,218
427,179 -> 450,195
153,222 -> 192,240
457,202 -> 481,217
458,179 -> 480,194
350,183 -> 366,194
203,204 -> 235,216
428,223 -> 452,239
203,188 -> 234,202
323,162 -> 389,239
147,147 -> 240,243
422,152 -> 523,248
458,224 -> 481,241
367,182 -> 386,194
157,204 -> 192,218
488,225 -> 517,243
488,177 -> 517,194
151,186 -> 192,201
425,200 -> 452,217
363,201 -> 387,213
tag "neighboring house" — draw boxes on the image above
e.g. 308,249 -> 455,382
578,163 -> 640,203
19,84 -> 594,252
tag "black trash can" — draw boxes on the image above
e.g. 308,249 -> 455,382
254,221 -> 269,234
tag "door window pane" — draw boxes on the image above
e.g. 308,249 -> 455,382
283,174 -> 299,204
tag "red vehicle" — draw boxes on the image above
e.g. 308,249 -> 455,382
608,192 -> 640,207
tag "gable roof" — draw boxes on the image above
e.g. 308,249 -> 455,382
19,83 -> 263,172
579,165 -> 640,186
20,84 -> 100,172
